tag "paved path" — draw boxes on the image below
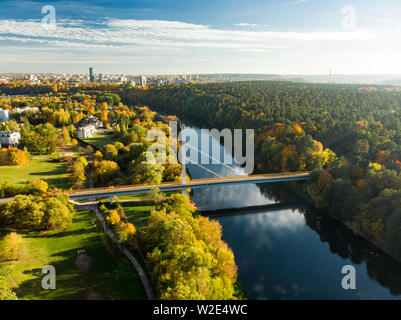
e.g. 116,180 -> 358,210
77,203 -> 155,300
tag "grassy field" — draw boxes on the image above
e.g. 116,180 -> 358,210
0,210 -> 147,300
83,134 -> 116,149
121,203 -> 154,228
117,194 -> 145,200
0,158 -> 70,189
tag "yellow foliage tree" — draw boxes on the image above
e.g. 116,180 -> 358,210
0,232 -> 27,261
106,210 -> 121,226
0,148 -> 29,166
121,222 -> 136,237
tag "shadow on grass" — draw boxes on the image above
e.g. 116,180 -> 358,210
18,241 -> 147,300
28,229 -> 89,239
12,210 -> 147,300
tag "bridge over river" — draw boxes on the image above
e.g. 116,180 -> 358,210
67,172 -> 310,201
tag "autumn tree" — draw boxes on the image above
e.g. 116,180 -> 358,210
0,232 -> 27,261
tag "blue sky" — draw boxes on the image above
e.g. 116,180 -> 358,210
0,0 -> 400,74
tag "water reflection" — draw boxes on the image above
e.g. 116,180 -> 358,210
185,125 -> 401,299
304,207 -> 401,297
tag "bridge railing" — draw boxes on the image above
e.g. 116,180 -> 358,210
67,171 -> 311,195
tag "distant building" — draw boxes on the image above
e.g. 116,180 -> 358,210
75,125 -> 96,139
0,131 -> 20,147
89,67 -> 95,82
99,74 -> 103,82
76,115 -> 102,128
140,76 -> 147,87
75,115 -> 101,139
13,107 -> 39,114
0,109 -> 10,123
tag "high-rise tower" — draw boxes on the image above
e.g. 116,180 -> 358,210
89,67 -> 95,82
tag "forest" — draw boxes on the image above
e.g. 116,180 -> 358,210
122,81 -> 401,262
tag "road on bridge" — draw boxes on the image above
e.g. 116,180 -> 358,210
67,172 -> 311,200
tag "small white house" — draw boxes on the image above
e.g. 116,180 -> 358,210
0,131 -> 21,147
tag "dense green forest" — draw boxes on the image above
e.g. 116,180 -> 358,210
122,81 -> 401,262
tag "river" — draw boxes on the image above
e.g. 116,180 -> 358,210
184,125 -> 401,300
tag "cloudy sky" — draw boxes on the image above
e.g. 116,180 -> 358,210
0,0 -> 400,74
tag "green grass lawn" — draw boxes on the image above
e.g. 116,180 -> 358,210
117,194 -> 145,200
0,158 -> 71,189
83,134 -> 116,149
0,210 -> 147,300
121,203 -> 155,228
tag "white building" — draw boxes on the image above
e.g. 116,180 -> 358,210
75,125 -> 96,139
77,115 -> 102,128
0,109 -> 10,123
0,131 -> 20,147
13,107 -> 39,114
140,76 -> 147,87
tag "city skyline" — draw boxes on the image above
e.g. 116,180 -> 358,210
0,0 -> 400,74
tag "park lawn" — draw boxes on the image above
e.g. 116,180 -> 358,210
0,210 -> 147,300
118,191 -> 176,201
83,134 -> 116,149
0,158 -> 71,189
121,203 -> 155,228
117,194 -> 145,200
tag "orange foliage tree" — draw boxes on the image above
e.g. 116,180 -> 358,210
0,148 -> 29,166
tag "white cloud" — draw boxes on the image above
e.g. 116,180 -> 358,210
0,18 -> 378,50
235,23 -> 269,28
0,18 -> 400,74
281,0 -> 311,6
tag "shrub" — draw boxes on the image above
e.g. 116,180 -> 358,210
25,179 -> 49,195
146,187 -> 166,204
99,204 -> 108,214
0,147 -> 29,166
0,180 -> 48,198
106,209 -> 121,226
68,162 -> 86,187
0,232 -> 27,262
116,230 -> 128,244
0,288 -> 18,300
41,197 -> 73,230
0,195 -> 74,231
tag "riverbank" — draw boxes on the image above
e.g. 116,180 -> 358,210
176,123 -> 401,299
172,110 -> 401,266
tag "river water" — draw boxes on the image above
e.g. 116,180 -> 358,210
184,126 -> 401,300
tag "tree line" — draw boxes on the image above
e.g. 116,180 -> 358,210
122,81 -> 401,262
